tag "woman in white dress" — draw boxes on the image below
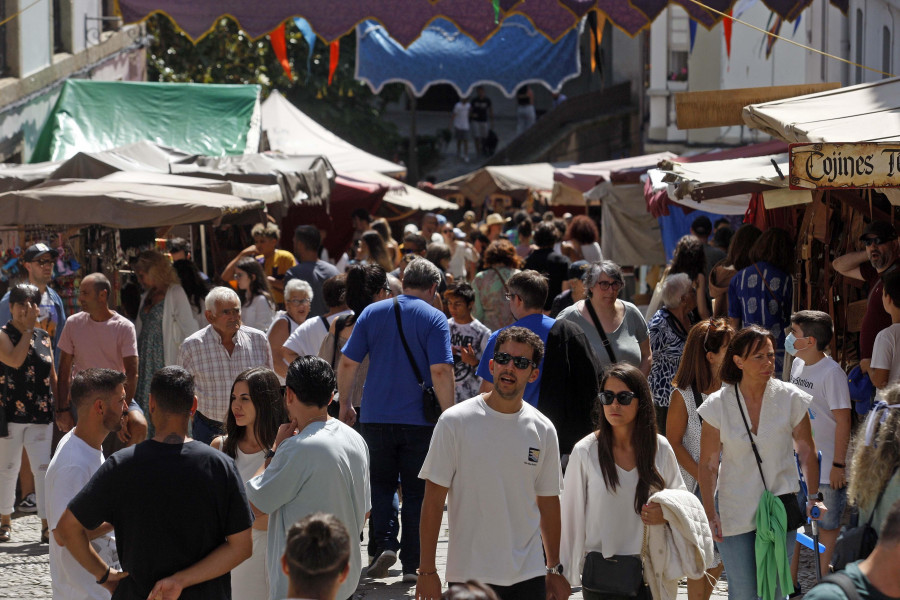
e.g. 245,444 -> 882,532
212,367 -> 285,600
560,363 -> 684,599
666,318 -> 733,600
234,257 -> 276,332
267,279 -> 312,383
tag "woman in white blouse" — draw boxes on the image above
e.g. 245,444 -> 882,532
234,257 -> 276,332
697,326 -> 824,600
666,318 -> 733,600
561,363 -> 684,599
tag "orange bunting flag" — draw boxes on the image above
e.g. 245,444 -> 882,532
270,23 -> 293,81
328,40 -> 340,86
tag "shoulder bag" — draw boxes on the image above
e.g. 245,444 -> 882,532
814,573 -> 860,600
393,297 -> 442,424
585,299 -> 618,364
582,521 -> 649,597
734,384 -> 806,531
830,467 -> 897,571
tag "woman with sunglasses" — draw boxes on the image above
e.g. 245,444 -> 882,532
557,261 -> 651,375
560,363 -> 684,599
267,278 -> 313,383
697,326 -> 823,600
666,318 -> 733,600
212,367 -> 285,600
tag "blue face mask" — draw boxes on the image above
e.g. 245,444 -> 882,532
784,332 -> 800,356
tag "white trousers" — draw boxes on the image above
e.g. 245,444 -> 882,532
0,422 -> 52,517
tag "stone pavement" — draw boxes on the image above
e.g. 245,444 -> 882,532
3,508 -> 825,599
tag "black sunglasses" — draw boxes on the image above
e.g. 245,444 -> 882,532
493,352 -> 536,370
863,237 -> 885,247
598,390 -> 637,406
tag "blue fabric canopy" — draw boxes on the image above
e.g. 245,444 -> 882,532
355,15 -> 582,98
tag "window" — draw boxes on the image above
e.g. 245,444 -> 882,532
883,26 -> 892,79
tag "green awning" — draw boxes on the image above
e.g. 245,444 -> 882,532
30,80 -> 260,163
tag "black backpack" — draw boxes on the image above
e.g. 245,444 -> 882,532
830,467 -> 896,571
813,573 -> 860,600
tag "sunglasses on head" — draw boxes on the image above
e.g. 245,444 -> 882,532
493,352 -> 536,370
598,390 -> 637,406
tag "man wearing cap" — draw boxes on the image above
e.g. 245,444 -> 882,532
524,222 -> 570,312
834,221 -> 900,374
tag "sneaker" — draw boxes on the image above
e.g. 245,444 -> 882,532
367,550 -> 397,578
17,493 -> 37,513
402,572 -> 418,583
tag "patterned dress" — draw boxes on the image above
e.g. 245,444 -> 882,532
136,300 -> 165,412
648,308 -> 692,408
0,323 -> 53,425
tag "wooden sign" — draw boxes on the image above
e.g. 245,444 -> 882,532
789,142 -> 900,190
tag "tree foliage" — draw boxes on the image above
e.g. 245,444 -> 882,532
146,15 -> 404,159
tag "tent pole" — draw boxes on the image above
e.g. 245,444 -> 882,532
407,85 -> 419,186
200,224 -> 208,276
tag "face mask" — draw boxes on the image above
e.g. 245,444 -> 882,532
784,332 -> 799,356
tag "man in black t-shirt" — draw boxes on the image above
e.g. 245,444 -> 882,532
470,86 -> 493,156
57,366 -> 253,600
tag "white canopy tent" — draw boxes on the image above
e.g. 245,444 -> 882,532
551,153 -> 676,206
261,91 -> 405,176
436,163 -> 559,206
742,77 -> 900,143
342,171 -> 457,211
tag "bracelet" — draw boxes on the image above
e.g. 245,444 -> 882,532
833,461 -> 846,469
96,565 -> 111,585
417,569 -> 438,576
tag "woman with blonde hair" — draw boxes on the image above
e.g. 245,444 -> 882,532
371,218 -> 401,266
666,318 -> 733,600
847,386 -> 900,535
134,250 -> 198,414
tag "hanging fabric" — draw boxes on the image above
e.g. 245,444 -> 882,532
270,23 -> 293,81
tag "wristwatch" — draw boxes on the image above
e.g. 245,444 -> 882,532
264,448 -> 276,459
546,563 -> 564,576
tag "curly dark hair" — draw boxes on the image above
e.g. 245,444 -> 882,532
564,215 -> 599,245
483,239 -> 522,269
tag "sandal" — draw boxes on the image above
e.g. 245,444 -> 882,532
41,525 -> 49,544
0,523 -> 11,543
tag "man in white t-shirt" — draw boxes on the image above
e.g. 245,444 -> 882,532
871,271 -> 900,402
450,97 -> 471,161
416,327 -> 568,600
787,310 -> 851,580
46,369 -> 128,600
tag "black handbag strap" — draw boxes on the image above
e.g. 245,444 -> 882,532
690,386 -> 704,424
819,573 -> 861,600
393,297 -> 426,389
319,315 -> 330,333
734,384 -> 768,491
585,299 -> 617,364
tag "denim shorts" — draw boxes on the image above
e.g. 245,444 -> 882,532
797,483 -> 846,530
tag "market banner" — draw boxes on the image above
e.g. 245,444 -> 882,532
355,15 -> 581,97
789,142 -> 900,189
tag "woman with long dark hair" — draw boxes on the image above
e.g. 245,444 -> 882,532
356,230 -> 394,273
235,256 -> 276,332
560,363 -> 684,599
172,258 -> 212,331
212,367 -> 284,600
708,225 -> 762,318
319,264 -> 390,418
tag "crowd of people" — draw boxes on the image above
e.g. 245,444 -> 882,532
1,207 -> 899,600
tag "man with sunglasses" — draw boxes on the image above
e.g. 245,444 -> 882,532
834,221 -> 900,378
476,271 -> 554,407
417,327 -> 567,600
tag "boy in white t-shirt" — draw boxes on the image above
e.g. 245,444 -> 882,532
786,310 -> 851,582
871,270 -> 900,401
445,283 -> 492,402
416,327 -> 567,600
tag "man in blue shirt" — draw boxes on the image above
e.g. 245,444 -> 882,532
477,270 -> 554,407
337,257 -> 454,582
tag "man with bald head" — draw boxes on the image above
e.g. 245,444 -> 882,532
57,273 -> 147,447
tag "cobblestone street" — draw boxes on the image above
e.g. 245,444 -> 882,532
3,509 -> 826,600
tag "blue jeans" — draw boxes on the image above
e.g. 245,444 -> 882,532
716,529 -> 797,600
362,422 -> 433,573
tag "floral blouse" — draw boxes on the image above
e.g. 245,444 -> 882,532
0,322 -> 54,425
